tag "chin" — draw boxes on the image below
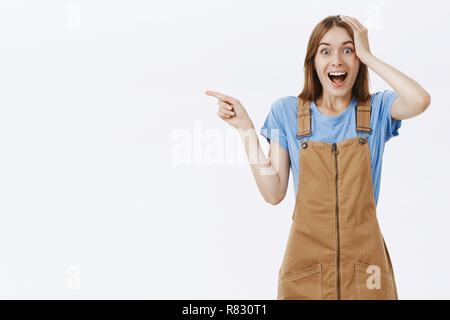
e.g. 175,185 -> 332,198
322,85 -> 352,97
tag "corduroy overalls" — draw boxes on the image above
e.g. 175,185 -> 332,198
277,96 -> 398,300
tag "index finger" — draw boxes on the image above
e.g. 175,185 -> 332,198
204,90 -> 235,104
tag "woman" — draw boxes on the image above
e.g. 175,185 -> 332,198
205,15 -> 430,300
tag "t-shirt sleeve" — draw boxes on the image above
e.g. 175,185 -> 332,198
380,90 -> 402,143
260,98 -> 289,150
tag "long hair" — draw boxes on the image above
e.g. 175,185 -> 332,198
298,15 -> 370,102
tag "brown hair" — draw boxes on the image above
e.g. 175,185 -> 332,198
298,15 -> 370,102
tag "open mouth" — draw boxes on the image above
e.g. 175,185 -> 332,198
328,72 -> 348,87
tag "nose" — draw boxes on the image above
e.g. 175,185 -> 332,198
331,51 -> 344,66
332,58 -> 343,67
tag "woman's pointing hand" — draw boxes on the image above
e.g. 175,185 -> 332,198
205,90 -> 254,130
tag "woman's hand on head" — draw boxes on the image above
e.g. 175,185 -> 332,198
339,15 -> 373,63
205,90 -> 254,130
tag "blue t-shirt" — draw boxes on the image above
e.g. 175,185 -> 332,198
260,90 -> 401,207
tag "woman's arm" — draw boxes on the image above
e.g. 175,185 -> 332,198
360,54 -> 431,120
205,90 -> 290,204
238,125 -> 290,205
340,15 -> 431,120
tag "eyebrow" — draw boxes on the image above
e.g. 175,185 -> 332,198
319,41 -> 354,47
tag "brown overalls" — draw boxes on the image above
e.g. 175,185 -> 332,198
277,96 -> 398,300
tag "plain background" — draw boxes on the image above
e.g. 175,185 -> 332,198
0,0 -> 448,299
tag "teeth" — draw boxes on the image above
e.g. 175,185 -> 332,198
329,72 -> 347,76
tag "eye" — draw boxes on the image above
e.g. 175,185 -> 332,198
321,49 -> 330,55
344,48 -> 353,53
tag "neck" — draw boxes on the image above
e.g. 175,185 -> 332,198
315,91 -> 353,111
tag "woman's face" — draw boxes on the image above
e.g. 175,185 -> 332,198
314,26 -> 360,97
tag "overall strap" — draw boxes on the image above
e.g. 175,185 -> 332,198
296,98 -> 312,139
356,95 -> 373,134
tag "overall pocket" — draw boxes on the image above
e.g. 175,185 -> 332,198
355,261 -> 395,300
278,264 -> 322,300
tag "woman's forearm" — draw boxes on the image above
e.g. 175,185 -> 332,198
361,53 -> 431,108
204,90 -> 285,203
237,124 -> 284,204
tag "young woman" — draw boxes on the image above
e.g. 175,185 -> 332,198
205,15 -> 430,300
